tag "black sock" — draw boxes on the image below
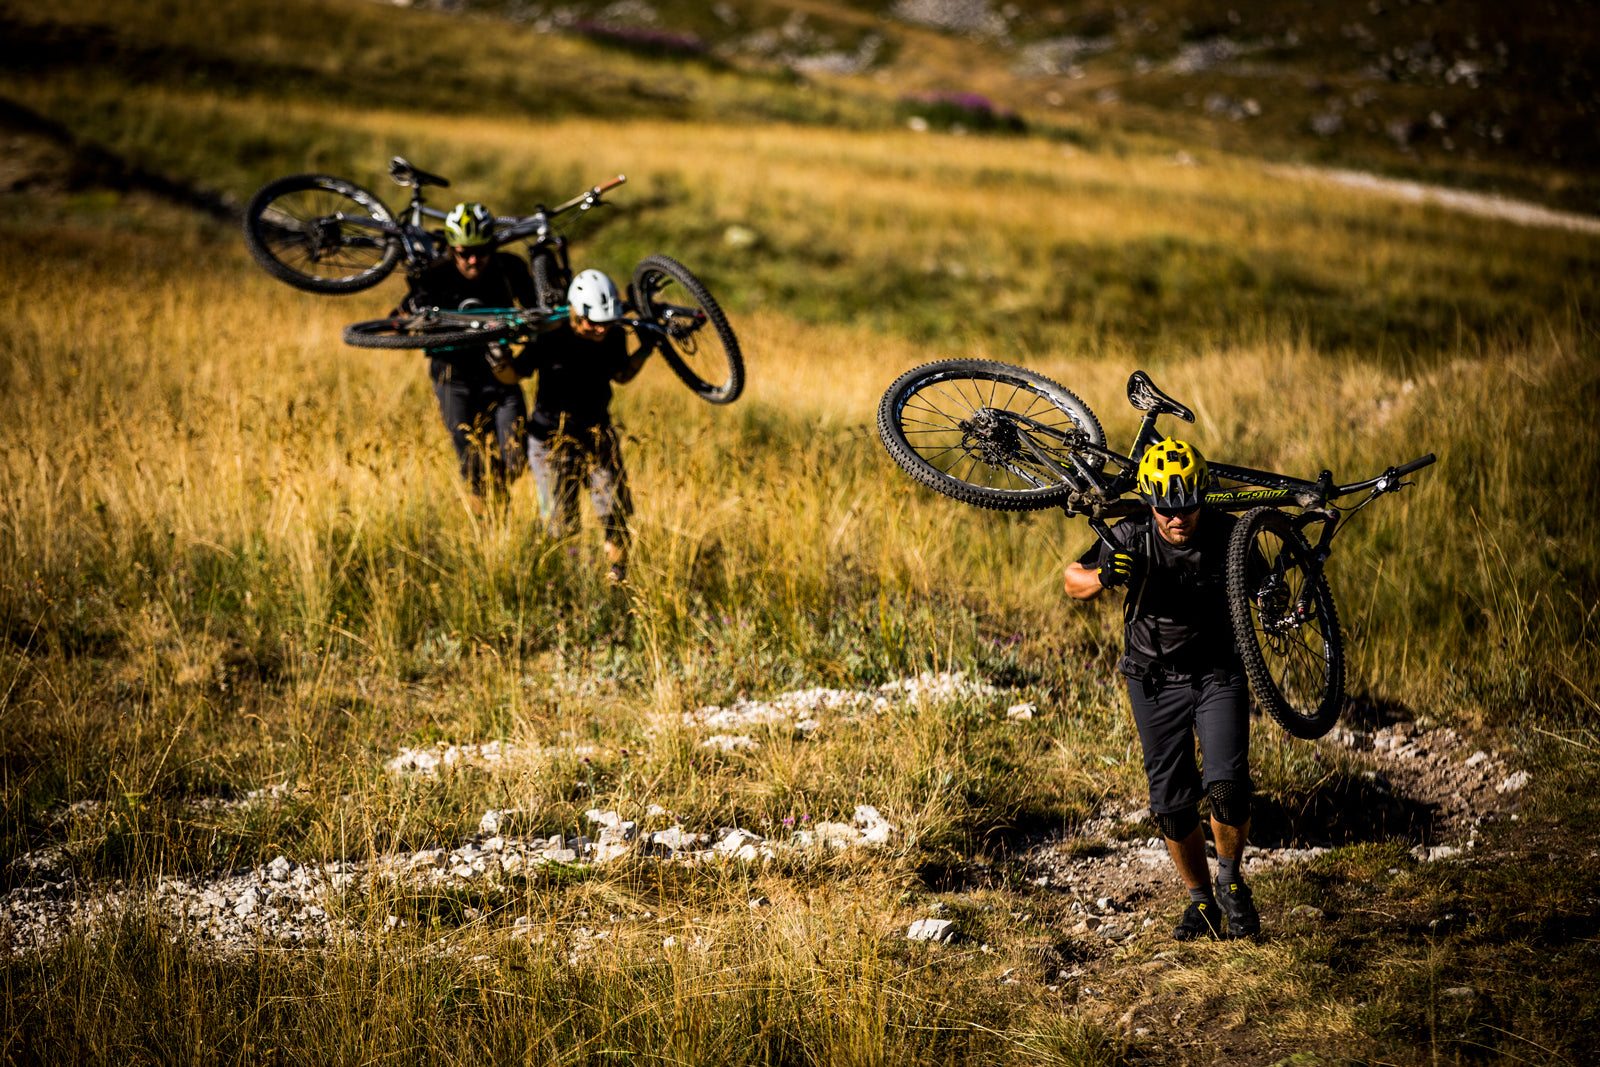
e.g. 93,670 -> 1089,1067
1188,885 -> 1215,904
1216,854 -> 1242,887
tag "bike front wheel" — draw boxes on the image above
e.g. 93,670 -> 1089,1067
343,312 -> 520,350
244,174 -> 401,294
631,254 -> 744,404
1226,507 -> 1346,739
877,359 -> 1106,512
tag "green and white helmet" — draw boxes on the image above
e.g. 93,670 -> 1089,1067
444,202 -> 496,248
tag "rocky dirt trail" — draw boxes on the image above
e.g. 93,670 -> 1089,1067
1,673 -> 1530,960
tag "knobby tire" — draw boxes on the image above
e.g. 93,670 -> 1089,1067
1225,506 -> 1346,739
243,174 -> 401,294
631,254 -> 744,404
343,316 -> 520,350
877,359 -> 1106,512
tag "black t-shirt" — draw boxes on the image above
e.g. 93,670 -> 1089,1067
1078,508 -> 1241,670
398,253 -> 539,389
516,322 -> 630,439
399,252 -> 538,316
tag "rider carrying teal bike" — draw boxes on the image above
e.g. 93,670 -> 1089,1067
398,202 -> 541,507
518,269 -> 653,584
1063,438 -> 1262,941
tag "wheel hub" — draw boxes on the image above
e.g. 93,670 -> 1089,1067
959,408 -> 1021,466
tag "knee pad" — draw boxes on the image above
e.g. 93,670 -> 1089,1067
1153,805 -> 1200,841
1207,779 -> 1251,827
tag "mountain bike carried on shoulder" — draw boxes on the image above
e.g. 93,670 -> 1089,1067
243,158 -> 743,403
877,359 -> 1436,739
243,157 -> 616,305
342,285 -> 742,406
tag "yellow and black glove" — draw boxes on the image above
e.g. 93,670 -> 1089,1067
1098,550 -> 1140,589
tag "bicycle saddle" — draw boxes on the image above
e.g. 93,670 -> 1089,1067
388,157 -> 451,189
1126,370 -> 1196,423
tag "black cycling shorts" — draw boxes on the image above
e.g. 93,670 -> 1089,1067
1125,664 -> 1252,816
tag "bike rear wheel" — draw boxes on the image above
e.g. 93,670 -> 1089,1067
631,254 -> 744,404
343,312 -> 520,350
877,359 -> 1105,512
1226,507 -> 1346,739
530,248 -> 570,310
244,174 -> 401,294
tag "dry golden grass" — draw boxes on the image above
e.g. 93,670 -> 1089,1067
2,54 -> 1598,1064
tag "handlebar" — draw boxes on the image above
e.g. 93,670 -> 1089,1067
1333,453 -> 1435,499
552,174 -> 626,215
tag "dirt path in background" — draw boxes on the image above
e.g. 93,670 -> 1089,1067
1270,163 -> 1600,235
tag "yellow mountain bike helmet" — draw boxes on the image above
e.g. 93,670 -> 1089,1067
444,202 -> 496,248
1136,438 -> 1209,509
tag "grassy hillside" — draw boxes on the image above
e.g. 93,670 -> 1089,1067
1,0 -> 1598,1063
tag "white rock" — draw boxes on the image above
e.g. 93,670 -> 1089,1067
651,827 -> 708,851
722,224 -> 759,249
1410,844 -> 1462,862
544,848 -> 579,864
1006,703 -> 1036,721
646,804 -> 669,817
594,843 -> 632,863
408,850 -> 447,870
1442,986 -> 1476,999
853,805 -> 896,845
906,918 -> 955,942
1464,750 -> 1490,767
811,822 -> 860,848
714,829 -> 764,853
232,889 -> 261,918
700,734 -> 760,752
1496,771 -> 1530,794
266,856 -> 294,881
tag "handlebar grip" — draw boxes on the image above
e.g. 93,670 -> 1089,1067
1394,454 -> 1436,476
595,175 -> 626,193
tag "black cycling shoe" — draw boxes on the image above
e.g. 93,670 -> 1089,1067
1213,877 -> 1261,939
1172,898 -> 1223,941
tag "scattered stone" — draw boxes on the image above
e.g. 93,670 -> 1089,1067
1442,986 -> 1477,999
906,918 -> 956,942
651,827 -> 708,851
722,225 -> 759,249
853,805 -> 895,845
1288,904 -> 1325,920
1411,844 -> 1462,862
1006,703 -> 1036,721
700,734 -> 761,753
1496,771 -> 1530,794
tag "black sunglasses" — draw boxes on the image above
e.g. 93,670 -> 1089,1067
1154,504 -> 1201,518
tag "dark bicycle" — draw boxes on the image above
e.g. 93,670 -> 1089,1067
243,158 -> 743,403
877,359 -> 1436,739
341,301 -> 741,406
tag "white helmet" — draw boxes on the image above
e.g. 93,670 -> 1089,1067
567,269 -> 621,323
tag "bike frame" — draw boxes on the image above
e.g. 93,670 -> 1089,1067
324,157 -> 625,284
997,371 -> 1434,563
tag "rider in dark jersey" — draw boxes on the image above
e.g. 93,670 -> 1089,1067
1063,438 -> 1262,941
397,201 -> 539,507
518,269 -> 652,583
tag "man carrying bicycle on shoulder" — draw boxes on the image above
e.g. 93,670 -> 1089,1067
397,201 -> 540,508
517,269 -> 654,585
1062,438 -> 1262,941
